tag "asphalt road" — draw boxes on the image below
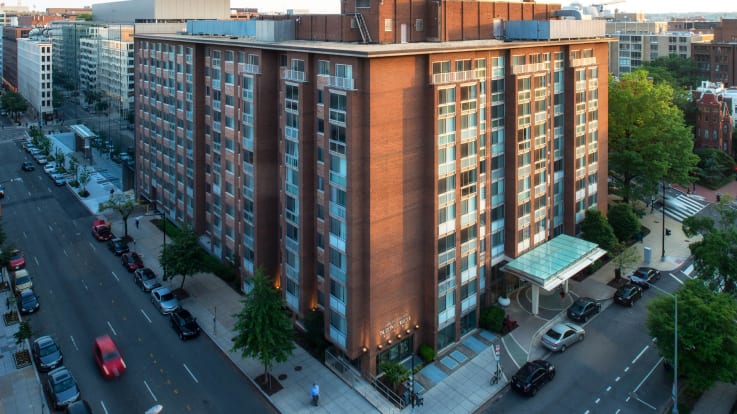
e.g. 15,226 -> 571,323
0,133 -> 273,414
479,272 -> 688,414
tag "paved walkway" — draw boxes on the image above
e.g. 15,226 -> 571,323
1,123 -> 735,413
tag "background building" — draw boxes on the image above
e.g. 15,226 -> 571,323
3,26 -> 31,91
92,0 -> 230,23
134,0 -> 609,379
17,31 -> 53,120
692,19 -> 737,86
692,81 -> 736,157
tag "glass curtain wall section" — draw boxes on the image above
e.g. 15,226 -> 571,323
552,52 -> 565,236
284,81 -> 301,310
489,56 -> 505,260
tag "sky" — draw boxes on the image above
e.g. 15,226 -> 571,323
12,0 -> 737,15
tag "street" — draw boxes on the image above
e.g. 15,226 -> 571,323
479,271 -> 689,414
0,129 -> 273,414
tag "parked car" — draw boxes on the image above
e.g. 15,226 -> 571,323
134,268 -> 161,292
18,288 -> 40,314
121,252 -> 143,272
22,161 -> 35,171
614,283 -> 643,306
92,220 -> 113,241
13,269 -> 32,294
107,238 -> 129,255
43,163 -> 57,174
93,335 -> 126,379
630,267 -> 661,289
8,249 -> 25,271
169,308 -> 201,340
50,173 -> 66,186
45,366 -> 81,410
32,336 -> 63,372
567,297 -> 601,322
511,360 -> 555,396
64,400 -> 93,414
34,155 -> 48,165
0,184 -> 4,198
151,286 -> 179,314
540,322 -> 585,352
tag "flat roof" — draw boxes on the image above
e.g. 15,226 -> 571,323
501,234 -> 607,291
69,124 -> 97,138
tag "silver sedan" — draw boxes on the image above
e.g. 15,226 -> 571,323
541,322 -> 585,352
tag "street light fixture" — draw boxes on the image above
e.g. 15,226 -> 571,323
645,280 -> 678,414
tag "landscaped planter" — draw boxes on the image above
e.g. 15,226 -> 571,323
3,311 -> 19,326
13,349 -> 31,369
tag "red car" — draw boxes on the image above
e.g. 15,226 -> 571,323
121,252 -> 143,272
8,249 -> 25,271
91,220 -> 113,241
93,335 -> 126,379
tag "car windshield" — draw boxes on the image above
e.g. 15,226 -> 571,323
571,301 -> 586,312
22,293 -> 36,304
40,343 -> 59,357
161,293 -> 175,301
142,272 -> 154,281
16,276 -> 30,285
103,351 -> 120,361
515,363 -> 537,380
10,252 -> 22,260
53,377 -> 74,393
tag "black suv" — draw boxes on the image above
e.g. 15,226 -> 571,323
614,283 -> 643,307
170,308 -> 201,340
107,238 -> 129,256
511,360 -> 555,396
630,267 -> 661,289
567,297 -> 601,322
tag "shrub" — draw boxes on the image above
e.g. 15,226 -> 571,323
418,344 -> 435,363
480,305 -> 506,333
380,360 -> 409,389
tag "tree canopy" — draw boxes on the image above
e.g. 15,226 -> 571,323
158,224 -> 208,289
1,91 -> 28,120
99,192 -> 137,238
231,268 -> 295,387
607,203 -> 640,242
682,195 -> 737,294
608,71 -> 699,203
646,279 -> 737,394
580,208 -> 617,251
640,56 -> 700,91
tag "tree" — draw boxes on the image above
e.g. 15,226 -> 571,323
607,203 -> 640,242
682,195 -> 737,294
158,224 -> 208,289
380,360 -> 410,392
231,268 -> 295,390
610,243 -> 641,280
0,91 -> 28,121
694,148 -> 736,188
608,71 -> 699,203
580,209 -> 617,251
640,55 -> 700,91
14,320 -> 32,350
78,166 -> 91,196
99,192 -> 137,238
646,279 -> 737,395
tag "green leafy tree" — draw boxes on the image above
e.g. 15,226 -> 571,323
0,91 -> 28,121
640,55 -> 700,91
14,321 -> 32,350
78,166 -> 91,196
646,279 -> 737,395
380,360 -> 410,391
158,224 -> 208,288
608,71 -> 699,203
607,203 -> 640,242
231,268 -> 295,389
580,209 -> 617,251
694,148 -> 736,188
682,195 -> 737,294
77,13 -> 92,20
610,243 -> 641,280
98,192 -> 137,238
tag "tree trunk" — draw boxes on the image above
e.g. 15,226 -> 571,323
123,218 -> 129,238
615,268 -> 622,280
179,275 -> 187,290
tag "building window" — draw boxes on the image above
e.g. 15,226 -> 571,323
318,60 -> 330,76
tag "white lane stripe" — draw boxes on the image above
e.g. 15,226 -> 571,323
669,273 -> 685,285
595,398 -> 600,404
63,249 -> 69,257
144,380 -> 158,401
111,271 -> 119,281
89,241 -> 96,251
183,363 -> 199,383
70,335 -> 79,351
140,309 -> 152,323
624,366 -> 630,372
632,345 -> 649,364
34,257 -> 39,266
606,386 -> 612,392
615,376 -> 621,382
82,280 -> 89,291
100,400 -> 109,414
106,321 -> 117,336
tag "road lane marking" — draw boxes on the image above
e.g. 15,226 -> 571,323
615,376 -> 621,382
70,335 -> 79,351
107,321 -> 118,336
584,411 -> 590,414
606,386 -> 612,392
111,271 -> 119,281
632,345 -> 649,364
100,400 -> 109,414
615,409 -> 621,414
624,366 -> 630,372
183,363 -> 199,383
88,241 -> 96,251
63,249 -> 69,257
82,280 -> 89,291
626,395 -> 631,402
22,231 -> 27,239
634,357 -> 665,393
34,257 -> 39,266
140,309 -> 152,323
144,380 -> 158,401
595,398 -> 600,404
669,273 -> 684,285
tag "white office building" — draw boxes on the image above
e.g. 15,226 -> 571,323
17,34 -> 53,120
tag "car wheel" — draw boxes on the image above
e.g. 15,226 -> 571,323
549,370 -> 556,379
530,386 -> 537,396
179,332 -> 184,340
583,315 -> 588,322
578,334 -> 585,342
629,299 -> 635,307
560,344 -> 567,352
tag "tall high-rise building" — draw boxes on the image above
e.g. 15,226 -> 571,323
135,0 -> 609,378
17,33 -> 53,120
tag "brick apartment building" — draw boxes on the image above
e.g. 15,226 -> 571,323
693,19 -> 737,87
692,81 -> 735,157
134,0 -> 609,377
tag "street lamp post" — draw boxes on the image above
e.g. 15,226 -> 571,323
646,281 -> 678,414
661,176 -> 666,262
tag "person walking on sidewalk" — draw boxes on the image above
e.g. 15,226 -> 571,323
310,383 -> 320,406
135,216 -> 140,229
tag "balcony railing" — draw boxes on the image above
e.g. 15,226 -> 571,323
282,69 -> 306,82
328,76 -> 355,90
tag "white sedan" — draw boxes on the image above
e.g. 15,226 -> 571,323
541,322 -> 585,352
